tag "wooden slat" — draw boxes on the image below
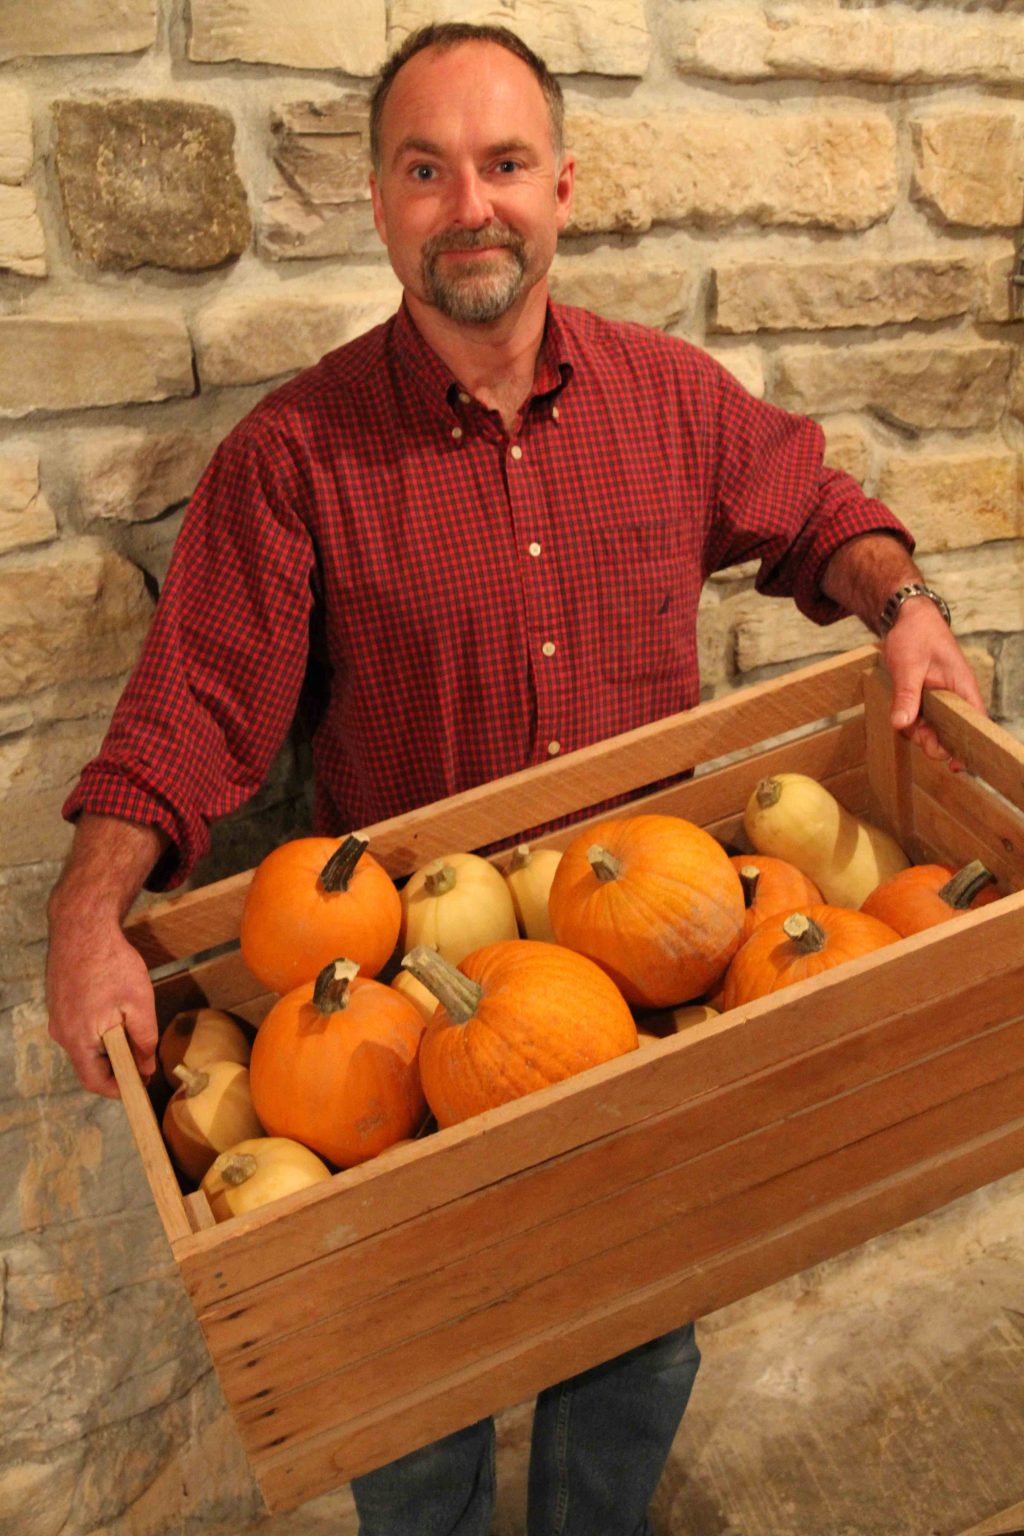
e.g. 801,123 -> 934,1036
252,1110 -> 1024,1509
862,666 -> 916,848
922,689 -> 1024,811
908,751 -> 1024,891
103,1024 -> 192,1245
910,783 -> 1024,895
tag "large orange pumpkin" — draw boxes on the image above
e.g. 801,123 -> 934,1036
405,940 -> 638,1128
249,959 -> 426,1167
721,904 -> 901,1010
240,834 -> 401,995
860,859 -> 999,936
729,854 -> 824,944
548,814 -> 745,1008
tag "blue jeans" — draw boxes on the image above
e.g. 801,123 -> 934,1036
350,1322 -> 700,1536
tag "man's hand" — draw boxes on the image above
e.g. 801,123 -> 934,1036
882,596 -> 987,768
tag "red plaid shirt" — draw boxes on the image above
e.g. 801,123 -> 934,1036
66,301 -> 910,887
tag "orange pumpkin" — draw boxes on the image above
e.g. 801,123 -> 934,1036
240,834 -> 401,995
249,959 -> 426,1167
729,854 -> 824,944
548,814 -> 745,1009
860,859 -> 999,936
405,940 -> 638,1128
721,904 -> 901,1010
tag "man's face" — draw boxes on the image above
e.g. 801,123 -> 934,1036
370,42 -> 574,327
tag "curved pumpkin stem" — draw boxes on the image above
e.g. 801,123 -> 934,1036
782,912 -> 827,955
424,860 -> 457,897
401,946 -> 483,1024
938,859 -> 996,909
739,864 -> 762,907
213,1151 -> 258,1187
587,844 -> 622,884
319,834 -> 368,893
755,777 -> 783,810
312,958 -> 360,1013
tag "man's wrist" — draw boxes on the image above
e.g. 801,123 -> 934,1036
878,582 -> 952,637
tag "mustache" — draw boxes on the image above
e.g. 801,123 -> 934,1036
422,223 -> 526,259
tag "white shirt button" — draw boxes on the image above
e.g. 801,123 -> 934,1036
458,391 -> 470,404
510,445 -> 523,460
541,641 -> 556,657
547,740 -> 561,756
552,404 -> 560,421
528,541 -> 542,557
451,425 -> 463,441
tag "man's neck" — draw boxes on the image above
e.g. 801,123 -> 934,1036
405,283 -> 550,433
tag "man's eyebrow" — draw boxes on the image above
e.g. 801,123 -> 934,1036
390,136 -> 536,165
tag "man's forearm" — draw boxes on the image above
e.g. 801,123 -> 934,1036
49,813 -> 168,925
820,533 -> 923,634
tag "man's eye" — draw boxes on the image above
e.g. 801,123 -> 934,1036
495,160 -> 521,174
411,164 -> 436,181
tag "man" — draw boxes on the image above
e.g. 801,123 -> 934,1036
47,22 -> 985,1535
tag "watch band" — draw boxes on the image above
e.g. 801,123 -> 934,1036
879,582 -> 951,636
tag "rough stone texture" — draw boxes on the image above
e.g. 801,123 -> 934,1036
0,539 -> 153,702
189,0 -> 386,73
0,716 -> 115,867
712,253 -> 976,333
705,345 -> 765,400
0,453 -> 58,554
674,2 -> 1024,85
821,420 -> 873,486
876,450 -> 1022,554
978,247 -> 1018,323
0,184 -> 47,277
67,427 -> 222,525
389,0 -> 651,76
567,108 -> 897,234
772,340 -> 1014,432
0,313 -> 194,418
193,274 -> 400,388
997,635 -> 1024,721
549,249 -> 694,330
54,99 -> 251,273
261,97 -> 379,263
0,89 -> 34,183
0,0 -> 157,63
912,109 -> 1024,229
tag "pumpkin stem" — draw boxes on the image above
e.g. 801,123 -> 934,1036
213,1151 -> 258,1187
782,912 -> 827,955
401,946 -> 483,1024
312,958 -> 360,1013
938,859 -> 996,909
509,845 -> 533,872
319,834 -> 368,893
424,859 -> 457,897
755,777 -> 782,810
587,844 -> 622,883
172,1063 -> 210,1098
739,864 -> 762,907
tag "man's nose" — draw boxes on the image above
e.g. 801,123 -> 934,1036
450,168 -> 494,227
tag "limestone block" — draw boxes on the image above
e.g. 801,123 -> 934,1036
911,109 -> 1024,229
0,0 -> 157,63
261,97 -> 380,262
567,108 -> 896,234
997,634 -> 1024,720
0,313 -> 194,418
54,99 -> 251,273
0,89 -> 33,183
772,340 -> 1013,432
189,0 -> 385,73
0,717 -> 113,866
3,998 -> 78,1101
0,676 -> 126,738
875,451 -> 1022,554
193,274 -> 401,387
705,345 -> 765,400
389,0 -> 651,76
672,3 -> 771,81
920,554 -> 1024,638
713,255 -> 975,334
68,428 -> 222,524
821,420 -> 872,487
0,453 -> 57,554
977,247 -> 1018,324
0,539 -> 153,702
549,249 -> 694,330
0,184 -> 47,277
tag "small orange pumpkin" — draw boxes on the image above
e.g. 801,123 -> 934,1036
548,814 -> 745,1009
860,859 -> 999,936
721,904 -> 901,1010
405,940 -> 638,1128
729,854 -> 824,944
240,834 -> 401,995
249,959 -> 426,1167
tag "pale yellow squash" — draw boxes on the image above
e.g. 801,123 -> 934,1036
400,852 -> 518,965
503,844 -> 562,943
200,1137 -> 331,1221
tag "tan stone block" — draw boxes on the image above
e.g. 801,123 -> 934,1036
977,247 -> 1019,325
261,96 -> 380,262
389,0 -> 651,76
0,539 -> 153,701
549,250 -> 694,330
189,0 -> 385,73
0,0 -> 157,62
713,255 -> 975,334
262,197 -> 380,262
0,184 -> 46,277
0,452 -> 57,554
0,717 -> 111,865
734,600 -> 870,674
0,676 -> 126,736
918,553 -> 1024,637
193,275 -> 400,387
0,313 -> 193,418
672,3 -> 771,81
0,88 -> 34,183
772,340 -> 1013,432
567,108 -> 896,234
68,428 -> 222,523
876,451 -> 1022,554
912,109 -> 1024,229
821,420 -> 872,487
705,346 -> 765,400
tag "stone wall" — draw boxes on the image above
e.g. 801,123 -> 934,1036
1,2 -> 1022,1532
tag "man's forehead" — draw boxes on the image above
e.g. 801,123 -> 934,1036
379,41 -> 548,134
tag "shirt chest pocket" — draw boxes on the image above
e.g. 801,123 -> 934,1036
592,518 -> 690,683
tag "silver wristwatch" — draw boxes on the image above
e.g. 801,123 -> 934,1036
879,582 -> 951,636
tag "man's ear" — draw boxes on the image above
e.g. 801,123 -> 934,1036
554,152 -> 575,231
370,173 -> 388,246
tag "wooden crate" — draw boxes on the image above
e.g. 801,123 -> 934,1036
109,645 -> 1024,1514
